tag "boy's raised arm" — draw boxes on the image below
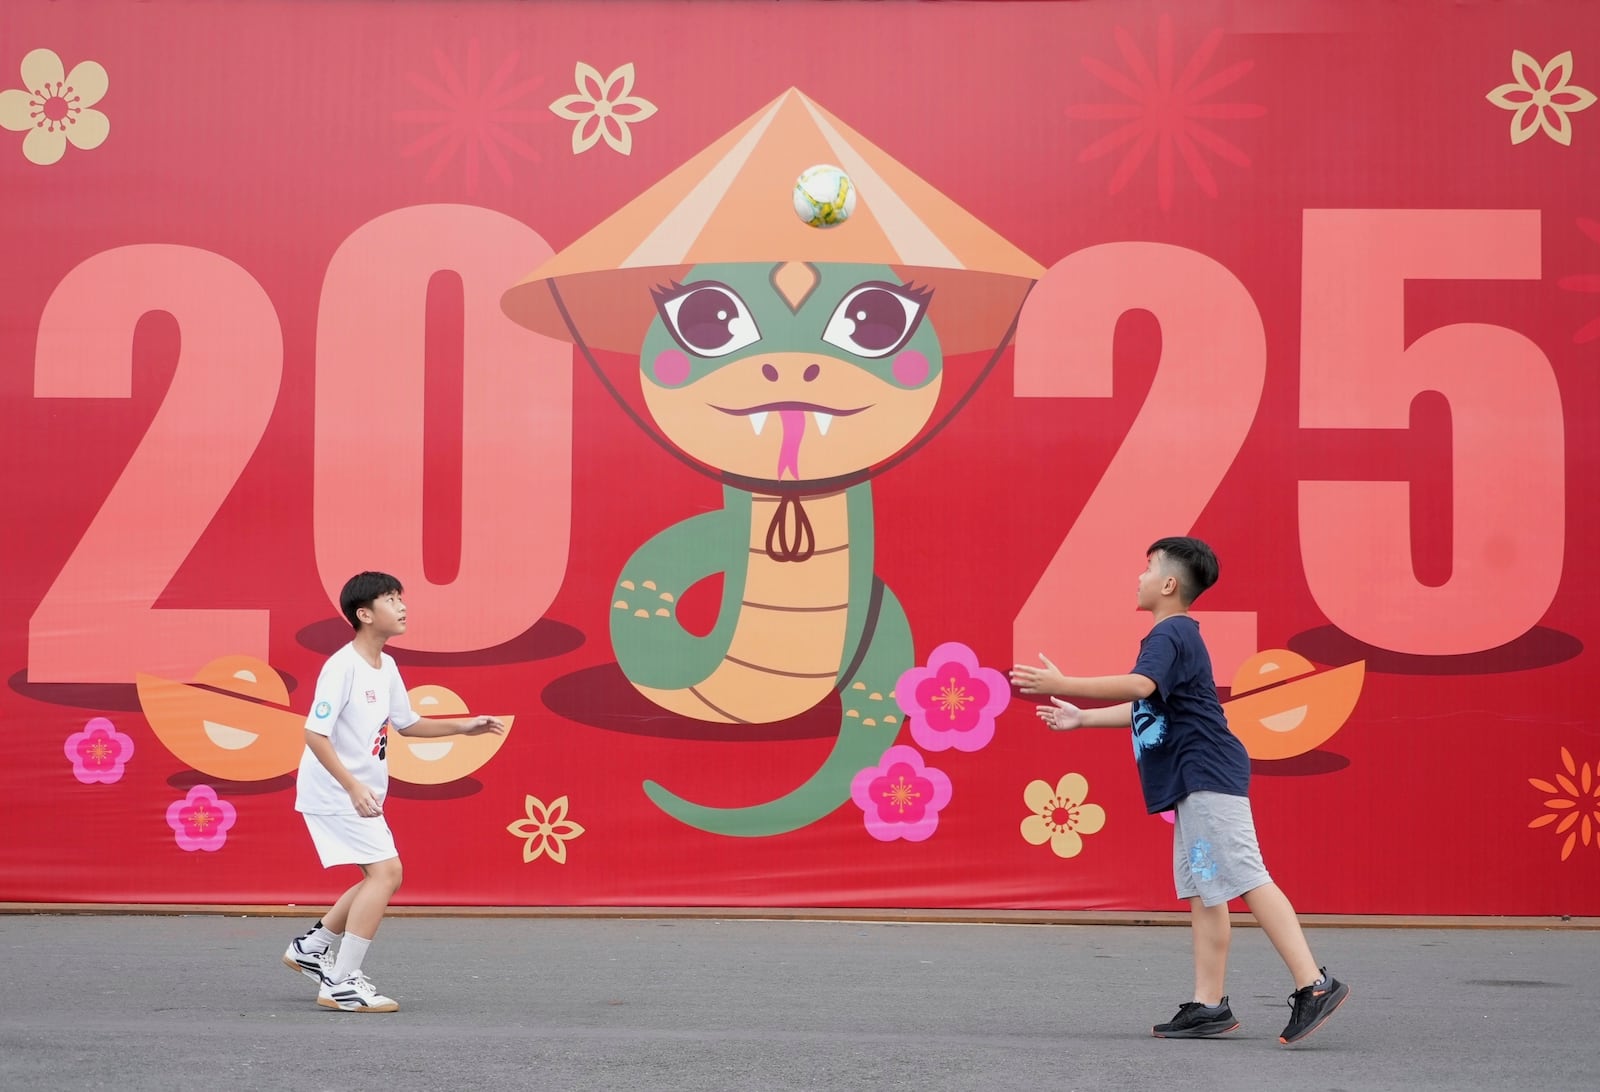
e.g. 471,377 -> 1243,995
398,715 -> 507,738
1037,698 -> 1133,732
1011,654 -> 1156,702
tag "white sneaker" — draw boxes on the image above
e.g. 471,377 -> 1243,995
282,937 -> 331,984
317,971 -> 400,1013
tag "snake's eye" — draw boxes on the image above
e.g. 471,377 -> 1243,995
820,282 -> 929,359
654,281 -> 762,358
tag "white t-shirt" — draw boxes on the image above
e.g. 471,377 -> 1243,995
295,643 -> 420,815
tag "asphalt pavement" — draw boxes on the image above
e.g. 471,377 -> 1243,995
0,914 -> 1593,1091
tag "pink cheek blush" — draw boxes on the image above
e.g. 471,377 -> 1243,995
651,349 -> 691,387
891,349 -> 930,388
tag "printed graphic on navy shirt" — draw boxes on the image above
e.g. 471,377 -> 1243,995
1131,699 -> 1166,759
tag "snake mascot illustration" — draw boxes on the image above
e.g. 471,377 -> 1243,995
503,89 -> 1041,836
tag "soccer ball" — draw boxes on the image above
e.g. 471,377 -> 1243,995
793,164 -> 856,228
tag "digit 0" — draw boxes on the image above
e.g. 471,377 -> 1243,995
313,204 -> 571,651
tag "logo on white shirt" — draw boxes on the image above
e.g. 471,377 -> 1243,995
365,689 -> 377,703
314,700 -> 332,718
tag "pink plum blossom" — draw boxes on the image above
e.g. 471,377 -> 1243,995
850,745 -> 952,842
165,785 -> 237,852
64,717 -> 134,784
896,641 -> 1009,753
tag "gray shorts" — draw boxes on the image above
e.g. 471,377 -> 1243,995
1172,791 -> 1272,907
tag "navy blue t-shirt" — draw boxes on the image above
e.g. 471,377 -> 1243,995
1127,615 -> 1251,814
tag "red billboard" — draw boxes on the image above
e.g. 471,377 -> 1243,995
2,0 -> 1597,915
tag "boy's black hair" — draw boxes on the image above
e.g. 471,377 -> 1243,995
340,571 -> 404,631
1146,537 -> 1218,605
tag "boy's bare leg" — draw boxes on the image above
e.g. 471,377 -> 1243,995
318,881 -> 362,936
1241,881 -> 1321,988
344,857 -> 403,940
1190,897 -> 1231,1004
323,858 -> 403,986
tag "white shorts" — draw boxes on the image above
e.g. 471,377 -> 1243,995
302,811 -> 399,868
1172,791 -> 1272,907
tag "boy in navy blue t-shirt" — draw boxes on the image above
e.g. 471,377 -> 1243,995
1011,537 -> 1349,1045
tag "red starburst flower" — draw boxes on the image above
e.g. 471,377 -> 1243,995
392,40 -> 546,192
1558,217 -> 1600,344
1064,14 -> 1265,211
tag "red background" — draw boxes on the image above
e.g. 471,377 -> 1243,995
2,0 -> 1597,914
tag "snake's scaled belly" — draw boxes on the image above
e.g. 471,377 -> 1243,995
634,492 -> 850,723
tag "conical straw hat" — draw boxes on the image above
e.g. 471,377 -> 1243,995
503,87 -> 1044,356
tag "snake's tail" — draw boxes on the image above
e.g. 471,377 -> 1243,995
642,718 -> 900,837
642,577 -> 912,837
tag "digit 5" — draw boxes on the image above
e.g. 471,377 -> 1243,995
1300,209 -> 1563,655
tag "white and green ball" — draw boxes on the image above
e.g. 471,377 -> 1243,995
793,164 -> 856,228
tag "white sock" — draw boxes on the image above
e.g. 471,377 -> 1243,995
306,922 -> 340,950
332,933 -> 371,982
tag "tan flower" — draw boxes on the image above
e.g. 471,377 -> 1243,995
1528,748 -> 1600,861
507,794 -> 586,863
1021,773 -> 1107,859
1486,50 -> 1595,146
0,48 -> 109,165
549,62 -> 657,155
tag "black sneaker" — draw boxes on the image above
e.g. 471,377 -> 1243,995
1279,969 -> 1350,1044
1152,998 -> 1240,1038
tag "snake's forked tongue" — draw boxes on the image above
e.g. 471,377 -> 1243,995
776,409 -> 806,479
763,409 -> 815,563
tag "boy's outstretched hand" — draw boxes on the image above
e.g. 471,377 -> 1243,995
1010,653 -> 1067,696
1036,697 -> 1085,732
463,716 -> 507,735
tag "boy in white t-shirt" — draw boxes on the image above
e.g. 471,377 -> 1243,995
281,571 -> 505,1012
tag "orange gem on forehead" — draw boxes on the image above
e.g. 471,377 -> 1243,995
771,261 -> 820,312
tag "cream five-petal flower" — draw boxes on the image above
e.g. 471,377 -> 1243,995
1486,50 -> 1595,146
0,48 -> 109,165
1021,773 -> 1107,859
